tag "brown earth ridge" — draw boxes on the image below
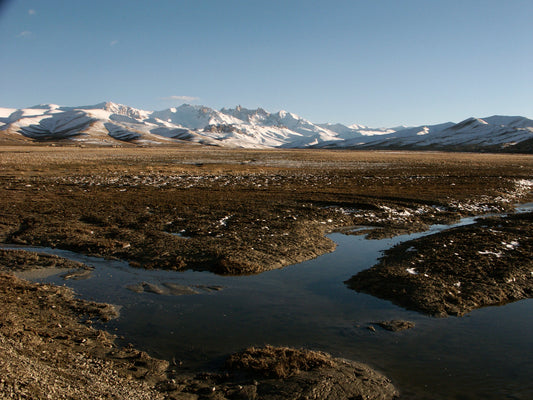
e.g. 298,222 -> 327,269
346,211 -> 533,317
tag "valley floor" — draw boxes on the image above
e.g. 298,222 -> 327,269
0,145 -> 531,399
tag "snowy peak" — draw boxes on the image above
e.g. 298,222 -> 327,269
444,117 -> 488,132
151,104 -> 243,129
28,103 -> 62,111
480,115 -> 533,129
318,123 -> 394,139
81,101 -> 150,121
441,116 -> 533,137
0,101 -> 531,152
220,106 -> 270,124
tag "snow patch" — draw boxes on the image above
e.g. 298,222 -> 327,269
478,250 -> 503,258
218,215 -> 233,226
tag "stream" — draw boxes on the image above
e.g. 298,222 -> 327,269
6,205 -> 533,400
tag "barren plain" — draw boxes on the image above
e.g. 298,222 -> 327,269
0,145 -> 532,399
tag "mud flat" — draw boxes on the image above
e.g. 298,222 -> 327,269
0,250 -> 167,400
346,211 -> 533,317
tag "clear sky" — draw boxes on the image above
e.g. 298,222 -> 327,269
1,0 -> 532,127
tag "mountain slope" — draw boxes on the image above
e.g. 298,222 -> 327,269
317,123 -> 395,139
345,116 -> 533,152
1,102 -> 531,152
0,102 -> 344,148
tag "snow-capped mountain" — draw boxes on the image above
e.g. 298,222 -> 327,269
0,102 -> 531,152
326,116 -> 533,152
317,123 -> 396,139
150,104 -> 242,130
0,102 -> 342,148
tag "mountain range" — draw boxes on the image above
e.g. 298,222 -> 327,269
1,102 -> 532,153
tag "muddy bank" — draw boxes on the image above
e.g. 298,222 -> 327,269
0,273 -> 168,399
0,249 -> 398,400
0,248 -> 90,272
216,346 -> 398,400
346,212 -> 533,317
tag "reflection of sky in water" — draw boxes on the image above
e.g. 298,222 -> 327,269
6,207 -> 533,400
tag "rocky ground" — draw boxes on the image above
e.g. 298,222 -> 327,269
346,211 -> 533,317
0,146 -> 532,399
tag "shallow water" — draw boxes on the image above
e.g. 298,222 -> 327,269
6,207 -> 533,400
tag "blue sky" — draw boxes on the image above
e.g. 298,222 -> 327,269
1,0 -> 532,127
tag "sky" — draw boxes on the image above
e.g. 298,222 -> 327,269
0,0 -> 532,127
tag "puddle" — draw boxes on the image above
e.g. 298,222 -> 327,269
3,203 -> 532,400
166,230 -> 192,239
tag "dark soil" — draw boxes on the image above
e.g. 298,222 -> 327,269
0,248 -> 90,272
346,212 -> 533,317
226,345 -> 335,379
1,147 -> 531,275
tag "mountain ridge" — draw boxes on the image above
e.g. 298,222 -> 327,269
0,101 -> 531,153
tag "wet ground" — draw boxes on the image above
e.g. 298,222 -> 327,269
0,249 -> 398,400
1,146 -> 532,399
347,210 -> 533,317
2,147 -> 532,274
5,204 -> 533,399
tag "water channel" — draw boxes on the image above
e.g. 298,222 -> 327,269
7,206 -> 533,400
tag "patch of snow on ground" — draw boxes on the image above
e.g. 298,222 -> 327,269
502,241 -> 519,250
218,215 -> 232,226
478,250 -> 503,258
448,179 -> 533,215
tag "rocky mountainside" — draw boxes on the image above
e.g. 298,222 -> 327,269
1,102 -> 531,152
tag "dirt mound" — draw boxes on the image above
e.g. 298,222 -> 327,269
197,345 -> 399,400
347,212 -> 533,317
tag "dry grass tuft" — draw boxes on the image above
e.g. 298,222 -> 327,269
226,345 -> 334,378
